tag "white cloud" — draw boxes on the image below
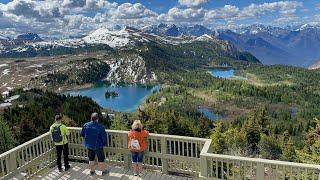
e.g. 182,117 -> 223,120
240,1 -> 302,18
0,0 -> 307,38
178,0 -> 209,8
163,7 -> 205,22
109,3 -> 157,19
206,5 -> 239,20
62,0 -> 85,8
204,1 -> 303,22
3,0 -> 66,22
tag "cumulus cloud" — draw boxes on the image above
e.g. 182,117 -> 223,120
109,3 -> 157,19
0,0 -> 307,38
204,1 -> 303,22
178,0 -> 209,8
62,0 -> 85,8
206,5 -> 239,20
4,0 -> 65,21
162,7 -> 205,22
240,1 -> 302,18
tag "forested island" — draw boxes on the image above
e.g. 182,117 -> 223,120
105,91 -> 119,98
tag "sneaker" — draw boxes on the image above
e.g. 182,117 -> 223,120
90,171 -> 95,176
58,168 -> 63,172
65,165 -> 71,171
133,172 -> 138,176
101,170 -> 109,176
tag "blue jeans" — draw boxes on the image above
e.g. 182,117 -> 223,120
131,152 -> 144,163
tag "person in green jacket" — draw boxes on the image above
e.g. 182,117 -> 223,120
50,115 -> 71,172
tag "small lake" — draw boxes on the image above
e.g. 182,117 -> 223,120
64,84 -> 160,112
209,69 -> 235,78
198,107 -> 221,121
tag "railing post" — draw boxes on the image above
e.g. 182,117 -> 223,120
200,155 -> 208,178
256,163 -> 264,180
8,153 -> 17,172
161,137 -> 168,174
200,139 -> 212,178
122,134 -> 131,169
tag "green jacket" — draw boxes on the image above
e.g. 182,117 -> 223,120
50,122 -> 69,145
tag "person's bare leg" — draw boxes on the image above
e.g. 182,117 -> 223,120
137,163 -> 143,173
89,161 -> 96,173
98,162 -> 107,172
132,163 -> 138,175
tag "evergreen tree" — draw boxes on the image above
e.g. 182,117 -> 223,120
281,137 -> 297,162
210,122 -> 225,154
244,114 -> 261,155
0,118 -> 16,153
259,134 -> 282,160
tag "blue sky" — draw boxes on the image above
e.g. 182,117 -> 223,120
0,0 -> 319,37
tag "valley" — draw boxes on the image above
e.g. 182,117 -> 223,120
0,24 -> 319,166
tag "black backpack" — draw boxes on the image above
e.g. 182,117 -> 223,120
52,125 -> 63,143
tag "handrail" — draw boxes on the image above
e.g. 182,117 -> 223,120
202,153 -> 320,169
0,132 -> 51,158
0,127 -> 319,179
68,127 -> 209,141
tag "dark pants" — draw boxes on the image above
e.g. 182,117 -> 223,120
55,144 -> 70,169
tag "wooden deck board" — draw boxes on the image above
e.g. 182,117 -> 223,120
33,162 -> 194,180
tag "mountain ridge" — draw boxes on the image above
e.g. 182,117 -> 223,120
2,23 -> 320,67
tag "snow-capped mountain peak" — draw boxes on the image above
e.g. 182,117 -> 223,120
295,24 -> 320,31
82,26 -> 149,48
0,33 -> 10,41
143,23 -> 214,37
196,34 -> 214,41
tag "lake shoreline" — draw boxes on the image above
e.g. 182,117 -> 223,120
63,83 -> 160,113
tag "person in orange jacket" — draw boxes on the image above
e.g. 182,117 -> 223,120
128,120 -> 149,176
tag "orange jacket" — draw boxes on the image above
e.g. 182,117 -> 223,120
128,129 -> 149,152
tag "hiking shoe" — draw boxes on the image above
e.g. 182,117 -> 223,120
101,170 -> 109,176
90,171 -> 95,176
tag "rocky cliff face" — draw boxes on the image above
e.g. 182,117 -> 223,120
105,53 -> 156,84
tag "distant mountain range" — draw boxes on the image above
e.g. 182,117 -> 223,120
143,23 -> 320,67
309,60 -> 320,69
1,23 -> 320,67
142,23 -> 214,37
0,26 -> 257,63
218,24 -> 320,67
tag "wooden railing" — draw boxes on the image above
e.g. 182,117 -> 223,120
0,132 -> 55,179
0,127 -> 319,179
67,127 -> 206,176
200,140 -> 320,179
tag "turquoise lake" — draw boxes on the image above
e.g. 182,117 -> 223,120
64,84 -> 160,112
210,69 -> 235,78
